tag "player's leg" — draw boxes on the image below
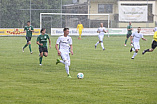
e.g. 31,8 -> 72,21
99,35 -> 105,50
124,34 -> 129,46
43,47 -> 48,57
39,47 -> 43,65
131,43 -> 139,59
95,35 -> 101,48
142,41 -> 156,55
23,37 -> 29,52
28,37 -> 32,54
78,30 -> 82,39
65,53 -> 71,78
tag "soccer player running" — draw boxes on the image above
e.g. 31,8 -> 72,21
130,27 -> 147,59
55,28 -> 73,78
77,21 -> 84,40
95,23 -> 106,51
36,28 -> 51,66
22,21 -> 34,54
124,22 -> 133,46
142,27 -> 157,55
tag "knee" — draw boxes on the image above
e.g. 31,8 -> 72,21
29,41 -> 31,44
135,49 -> 138,53
150,49 -> 154,52
44,53 -> 48,57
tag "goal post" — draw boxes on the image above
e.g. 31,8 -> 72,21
40,13 -> 110,37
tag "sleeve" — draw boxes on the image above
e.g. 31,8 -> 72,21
77,25 -> 78,29
56,37 -> 60,44
69,37 -> 72,45
37,36 -> 39,42
24,27 -> 26,31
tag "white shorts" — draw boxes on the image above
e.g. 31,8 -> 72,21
133,42 -> 140,49
60,51 -> 70,62
98,35 -> 104,41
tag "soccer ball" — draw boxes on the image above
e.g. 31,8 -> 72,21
77,73 -> 84,79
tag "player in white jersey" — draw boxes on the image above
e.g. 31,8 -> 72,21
55,28 -> 73,78
95,23 -> 107,50
130,27 -> 147,59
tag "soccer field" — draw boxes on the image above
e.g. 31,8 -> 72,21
0,36 -> 157,104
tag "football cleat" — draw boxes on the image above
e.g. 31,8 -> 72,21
56,58 -> 60,65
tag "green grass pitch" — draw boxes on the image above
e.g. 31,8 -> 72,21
0,36 -> 157,104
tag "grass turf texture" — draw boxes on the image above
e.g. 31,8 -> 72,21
0,36 -> 157,104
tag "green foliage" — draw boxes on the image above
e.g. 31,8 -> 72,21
0,36 -> 157,104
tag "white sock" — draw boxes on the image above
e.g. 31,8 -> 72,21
60,60 -> 65,64
132,48 -> 135,51
132,52 -> 137,58
65,61 -> 69,75
101,42 -> 104,49
95,41 -> 99,46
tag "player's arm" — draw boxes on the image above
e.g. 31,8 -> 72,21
36,37 -> 43,46
55,44 -> 61,56
142,38 -> 147,41
97,29 -> 100,33
142,35 -> 147,41
130,35 -> 133,43
77,25 -> 79,30
49,39 -> 51,48
55,37 -> 61,56
36,41 -> 43,46
103,28 -> 107,33
29,26 -> 34,32
70,45 -> 73,55
47,35 -> 51,48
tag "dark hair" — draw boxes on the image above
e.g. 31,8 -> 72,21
27,21 -> 30,23
138,27 -> 141,28
63,28 -> 69,31
40,28 -> 46,33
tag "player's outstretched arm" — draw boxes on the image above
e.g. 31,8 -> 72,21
142,38 -> 147,41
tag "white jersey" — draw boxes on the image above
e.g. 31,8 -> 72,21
154,27 -> 157,32
56,35 -> 72,53
97,27 -> 106,35
131,31 -> 143,43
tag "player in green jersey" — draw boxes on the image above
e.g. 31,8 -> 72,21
22,21 -> 34,54
124,22 -> 133,46
36,28 -> 51,66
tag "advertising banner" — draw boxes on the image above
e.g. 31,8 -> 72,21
119,6 -> 147,21
51,28 -> 154,36
0,28 -> 40,36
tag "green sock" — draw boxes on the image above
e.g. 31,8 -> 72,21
125,39 -> 128,44
23,44 -> 28,49
39,57 -> 43,64
29,44 -> 32,52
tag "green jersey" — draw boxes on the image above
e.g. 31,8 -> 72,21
24,25 -> 34,37
127,25 -> 132,34
37,34 -> 50,48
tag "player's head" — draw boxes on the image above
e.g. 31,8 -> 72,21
100,23 -> 103,27
129,22 -> 131,25
63,28 -> 69,36
40,28 -> 46,34
137,27 -> 141,33
27,21 -> 30,26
